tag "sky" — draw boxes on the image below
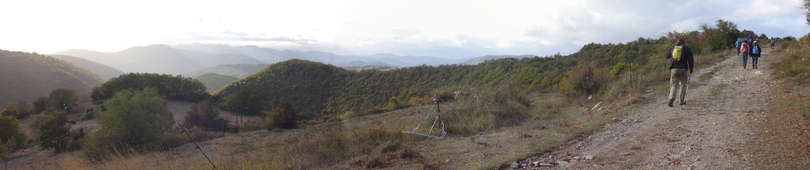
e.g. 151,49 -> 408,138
1,0 -> 808,59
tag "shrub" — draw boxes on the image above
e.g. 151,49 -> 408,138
81,108 -> 94,120
263,101 -> 299,129
34,96 -> 50,113
0,115 -> 27,150
83,88 -> 173,159
184,99 -> 228,131
2,102 -> 34,119
49,88 -> 78,111
36,110 -> 71,153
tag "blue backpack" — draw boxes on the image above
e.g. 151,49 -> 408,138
752,45 -> 760,55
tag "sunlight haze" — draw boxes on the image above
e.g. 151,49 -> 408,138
1,0 -> 807,58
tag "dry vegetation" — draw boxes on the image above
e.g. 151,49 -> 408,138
742,36 -> 810,169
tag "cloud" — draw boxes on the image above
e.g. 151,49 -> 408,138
735,0 -> 804,18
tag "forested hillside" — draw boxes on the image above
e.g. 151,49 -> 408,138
214,20 -> 765,118
0,50 -> 104,106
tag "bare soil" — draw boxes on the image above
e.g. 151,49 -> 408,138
510,48 -> 781,169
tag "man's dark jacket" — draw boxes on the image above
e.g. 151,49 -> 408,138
665,42 -> 694,74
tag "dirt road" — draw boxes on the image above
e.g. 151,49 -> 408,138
514,48 -> 777,169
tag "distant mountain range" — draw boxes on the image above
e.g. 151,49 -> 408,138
52,43 -> 536,78
0,50 -> 104,106
50,55 -> 125,80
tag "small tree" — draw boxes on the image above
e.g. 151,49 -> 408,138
49,88 -> 78,111
36,110 -> 71,153
96,88 -> 173,145
264,101 -> 299,129
34,96 -> 50,113
185,99 -> 228,131
0,115 -> 27,168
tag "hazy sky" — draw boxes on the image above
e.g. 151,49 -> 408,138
2,0 -> 807,59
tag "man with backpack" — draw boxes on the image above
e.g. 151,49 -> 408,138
665,39 -> 694,107
770,39 -> 776,49
751,41 -> 762,69
741,39 -> 750,69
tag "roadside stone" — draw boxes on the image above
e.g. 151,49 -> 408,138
510,161 -> 520,169
585,155 -> 594,160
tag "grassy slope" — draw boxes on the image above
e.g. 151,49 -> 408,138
0,50 -> 104,106
744,37 -> 810,169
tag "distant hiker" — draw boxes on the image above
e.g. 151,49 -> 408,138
747,36 -> 754,45
735,37 -> 742,55
740,40 -> 750,69
665,39 -> 694,107
751,41 -> 762,69
770,39 -> 776,49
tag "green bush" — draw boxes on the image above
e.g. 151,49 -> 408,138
0,115 -> 27,150
184,99 -> 228,131
83,88 -> 173,159
263,101 -> 299,129
49,88 -> 78,111
35,110 -> 71,153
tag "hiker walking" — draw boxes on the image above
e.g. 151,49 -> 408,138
770,38 -> 776,49
735,37 -> 742,55
751,41 -> 762,69
665,39 -> 694,107
741,40 -> 750,69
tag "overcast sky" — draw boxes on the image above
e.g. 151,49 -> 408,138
2,0 -> 807,59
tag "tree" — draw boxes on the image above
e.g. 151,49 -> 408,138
264,101 -> 299,129
185,99 -> 228,131
36,110 -> 71,153
96,88 -> 173,145
0,115 -> 27,168
805,0 -> 810,25
49,88 -> 78,111
98,88 -> 173,144
34,96 -> 50,113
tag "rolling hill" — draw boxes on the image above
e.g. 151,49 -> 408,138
182,64 -> 269,79
194,73 -> 239,93
0,50 -> 105,106
51,55 -> 125,80
54,45 -> 264,75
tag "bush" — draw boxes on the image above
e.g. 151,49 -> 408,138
36,110 -> 71,153
83,88 -> 173,159
0,115 -> 27,150
184,99 -> 228,131
263,101 -> 299,129
34,96 -> 50,113
81,108 -> 94,120
49,88 -> 78,111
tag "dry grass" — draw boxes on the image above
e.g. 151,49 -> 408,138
743,40 -> 810,169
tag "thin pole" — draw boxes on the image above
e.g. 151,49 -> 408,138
177,122 -> 216,169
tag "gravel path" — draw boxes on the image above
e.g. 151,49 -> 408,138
514,48 -> 776,169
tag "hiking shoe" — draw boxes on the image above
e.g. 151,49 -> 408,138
668,98 -> 675,107
679,102 -> 686,105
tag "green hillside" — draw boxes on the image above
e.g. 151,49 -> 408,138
213,38 -> 671,115
0,50 -> 104,106
194,73 -> 239,93
213,21 -> 752,118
